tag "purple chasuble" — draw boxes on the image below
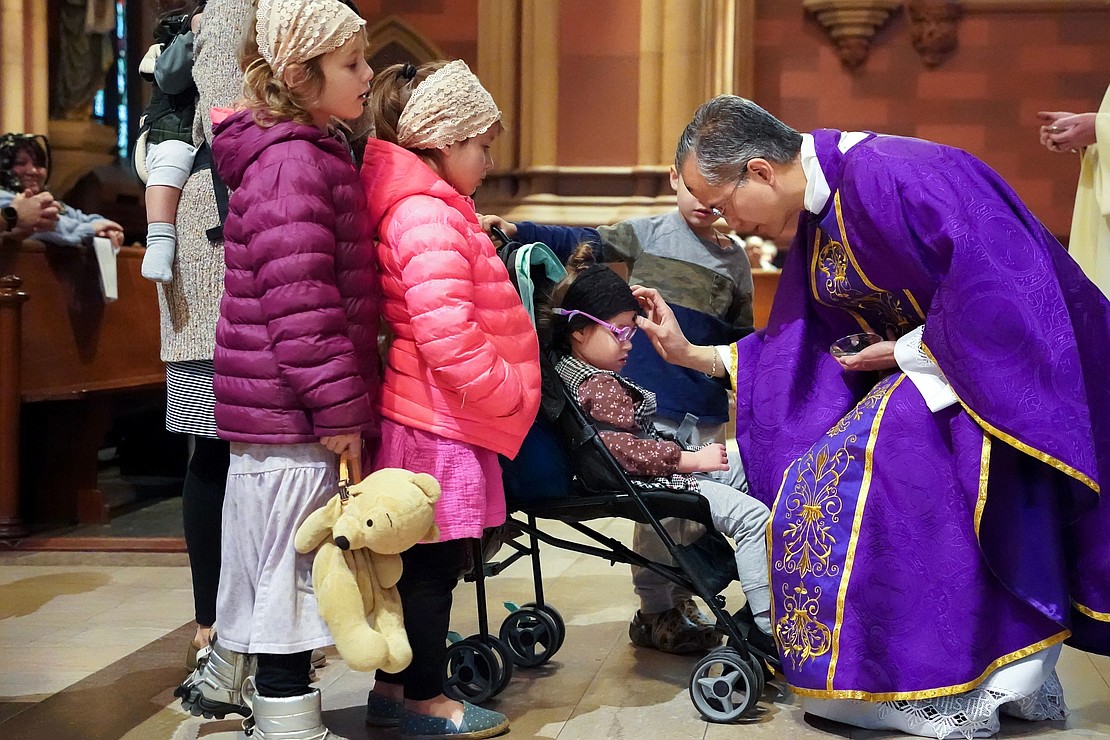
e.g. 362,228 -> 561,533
734,129 -> 1110,700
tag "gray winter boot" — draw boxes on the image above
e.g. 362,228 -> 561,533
175,637 -> 256,719
241,678 -> 347,739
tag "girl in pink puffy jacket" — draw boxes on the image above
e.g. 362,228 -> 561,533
176,2 -> 379,737
360,60 -> 541,738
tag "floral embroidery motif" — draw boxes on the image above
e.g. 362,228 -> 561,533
816,235 -> 914,336
775,583 -> 833,670
776,437 -> 854,580
827,376 -> 895,437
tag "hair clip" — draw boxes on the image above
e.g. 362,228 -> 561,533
400,63 -> 417,81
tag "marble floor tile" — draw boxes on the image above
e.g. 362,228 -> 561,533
2,523 -> 1110,739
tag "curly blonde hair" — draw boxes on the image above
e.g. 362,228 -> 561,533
239,17 -> 366,127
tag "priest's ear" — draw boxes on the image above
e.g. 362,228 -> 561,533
746,158 -> 776,186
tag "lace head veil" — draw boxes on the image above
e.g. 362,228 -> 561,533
256,0 -> 366,80
396,60 -> 502,149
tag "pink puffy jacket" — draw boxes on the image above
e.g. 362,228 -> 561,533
361,139 -> 540,458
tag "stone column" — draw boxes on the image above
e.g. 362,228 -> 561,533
0,0 -> 49,135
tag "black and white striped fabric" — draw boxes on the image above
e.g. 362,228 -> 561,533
165,360 -> 218,438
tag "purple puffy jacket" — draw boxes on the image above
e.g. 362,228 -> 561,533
211,110 -> 380,445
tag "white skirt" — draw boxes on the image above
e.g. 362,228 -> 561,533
215,442 -> 338,654
802,644 -> 1067,739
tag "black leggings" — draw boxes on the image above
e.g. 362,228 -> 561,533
181,435 -> 229,627
256,651 -> 313,697
375,539 -> 470,701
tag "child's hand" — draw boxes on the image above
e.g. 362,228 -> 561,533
477,214 -> 517,239
320,433 -> 362,462
678,443 -> 729,473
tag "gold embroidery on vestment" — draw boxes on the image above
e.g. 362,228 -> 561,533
827,373 -> 905,690
919,342 -> 1100,495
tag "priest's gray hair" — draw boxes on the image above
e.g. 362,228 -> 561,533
676,96 -> 803,186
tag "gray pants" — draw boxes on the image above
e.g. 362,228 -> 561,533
631,420 -> 770,619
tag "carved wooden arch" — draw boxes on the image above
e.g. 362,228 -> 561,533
365,16 -> 446,70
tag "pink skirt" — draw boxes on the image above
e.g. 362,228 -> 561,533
373,419 -> 506,541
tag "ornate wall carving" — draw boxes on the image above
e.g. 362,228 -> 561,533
803,0 -> 902,70
907,1 -> 962,67
806,0 -> 1110,69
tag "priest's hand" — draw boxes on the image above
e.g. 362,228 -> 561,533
633,286 -> 690,361
836,340 -> 898,372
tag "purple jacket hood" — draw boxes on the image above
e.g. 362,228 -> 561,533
213,109 -> 352,191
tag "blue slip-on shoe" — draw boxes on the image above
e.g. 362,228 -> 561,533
399,701 -> 509,739
365,691 -> 404,727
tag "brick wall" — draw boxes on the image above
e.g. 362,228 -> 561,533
754,2 -> 1110,243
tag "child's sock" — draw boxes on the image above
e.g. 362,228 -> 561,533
142,222 -> 177,283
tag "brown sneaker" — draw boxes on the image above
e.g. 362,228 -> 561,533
679,598 -> 717,630
628,607 -> 716,654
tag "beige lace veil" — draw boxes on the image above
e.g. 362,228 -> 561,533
396,60 -> 502,149
256,0 -> 366,80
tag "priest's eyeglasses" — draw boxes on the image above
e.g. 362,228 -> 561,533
707,181 -> 741,219
553,308 -> 638,342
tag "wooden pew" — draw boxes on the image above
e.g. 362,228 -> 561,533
0,237 -> 165,536
752,268 -> 780,330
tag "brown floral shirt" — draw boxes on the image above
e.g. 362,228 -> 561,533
577,374 -> 682,477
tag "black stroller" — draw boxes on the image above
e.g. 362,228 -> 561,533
439,230 -> 780,723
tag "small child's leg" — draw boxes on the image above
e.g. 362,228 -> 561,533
142,139 -> 196,283
143,214 -> 177,283
697,464 -> 773,634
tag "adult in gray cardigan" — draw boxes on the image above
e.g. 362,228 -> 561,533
157,0 -> 247,669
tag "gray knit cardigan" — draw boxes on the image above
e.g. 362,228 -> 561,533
158,0 -> 251,363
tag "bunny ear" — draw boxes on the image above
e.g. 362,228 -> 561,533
294,495 -> 344,553
411,473 -> 442,504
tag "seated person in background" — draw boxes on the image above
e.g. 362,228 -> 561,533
481,162 -> 753,654
1,189 -> 59,239
0,133 -> 124,248
744,235 -> 778,271
544,245 -> 776,659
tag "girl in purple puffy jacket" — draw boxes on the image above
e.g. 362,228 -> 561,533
175,2 -> 378,738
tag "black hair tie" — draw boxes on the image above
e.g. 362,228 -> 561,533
400,63 -> 417,81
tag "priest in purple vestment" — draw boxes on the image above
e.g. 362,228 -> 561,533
635,95 -> 1110,739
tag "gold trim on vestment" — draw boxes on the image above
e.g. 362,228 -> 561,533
826,374 -> 905,691
767,465 -> 796,642
810,228 -> 875,334
729,342 -> 738,393
902,289 -> 926,322
1074,600 -> 1110,622
809,194 -> 918,336
833,193 -> 882,294
792,630 -> 1070,701
919,342 -> 1099,495
974,434 -> 991,538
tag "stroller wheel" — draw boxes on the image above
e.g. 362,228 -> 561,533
463,634 -> 515,697
499,607 -> 560,667
443,639 -> 501,704
688,646 -> 761,722
521,602 -> 566,653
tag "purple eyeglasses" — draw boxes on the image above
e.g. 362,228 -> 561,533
554,308 -> 638,342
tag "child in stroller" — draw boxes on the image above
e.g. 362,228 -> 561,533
452,235 -> 779,720
541,244 -> 777,659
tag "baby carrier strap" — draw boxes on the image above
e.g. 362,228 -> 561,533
191,143 -> 230,242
